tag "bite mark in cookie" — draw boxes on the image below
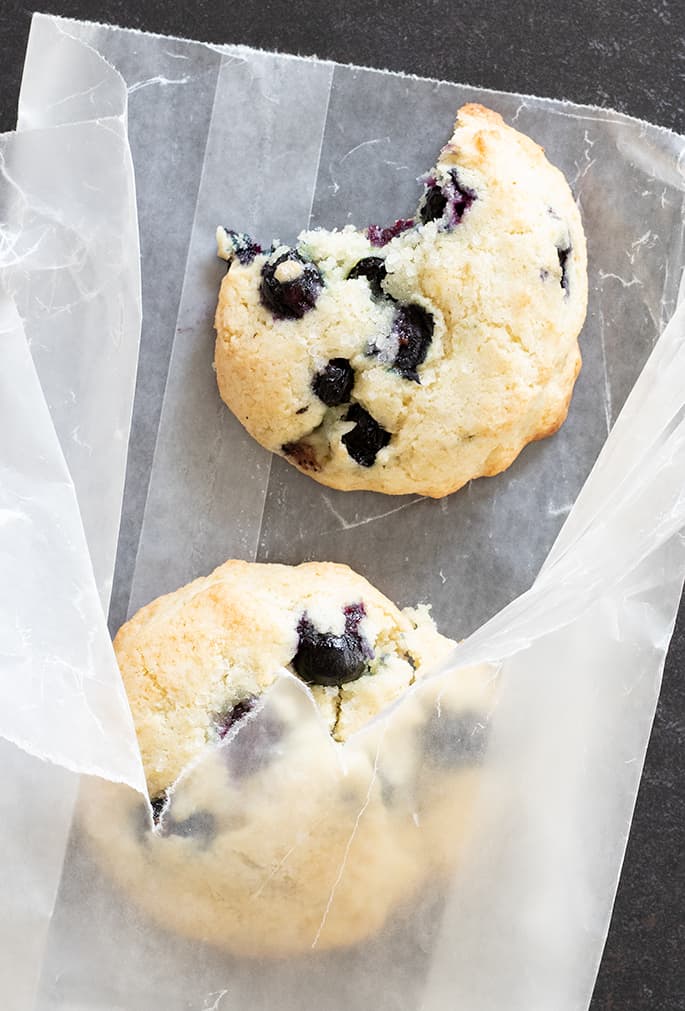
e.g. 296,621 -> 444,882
215,103 -> 588,496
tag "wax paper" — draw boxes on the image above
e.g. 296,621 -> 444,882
0,11 -> 684,1011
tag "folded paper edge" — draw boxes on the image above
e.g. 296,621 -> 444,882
19,12 -> 130,132
36,11 -> 685,148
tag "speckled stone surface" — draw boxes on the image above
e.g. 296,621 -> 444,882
1,1 -> 683,1007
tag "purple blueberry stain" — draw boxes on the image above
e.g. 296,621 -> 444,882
220,228 -> 262,266
347,256 -> 388,299
419,169 -> 476,228
391,304 -> 434,382
260,248 -> 323,319
215,696 -> 258,740
293,603 -> 373,687
312,358 -> 355,407
343,602 -> 371,640
366,218 -> 415,247
341,404 -> 391,467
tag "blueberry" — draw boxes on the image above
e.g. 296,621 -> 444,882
134,796 -> 165,840
343,601 -> 366,629
150,793 -> 167,826
220,228 -> 262,266
557,243 -> 571,294
447,170 -> 476,225
215,696 -> 257,739
391,304 -> 434,381
418,170 -> 475,228
312,358 -> 355,406
424,709 -> 489,768
347,256 -> 388,299
293,604 -> 372,687
419,186 -> 447,224
341,404 -> 391,467
366,218 -> 414,247
260,249 -> 323,319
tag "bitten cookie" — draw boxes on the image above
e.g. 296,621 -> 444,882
214,103 -> 587,497
80,560 -> 494,956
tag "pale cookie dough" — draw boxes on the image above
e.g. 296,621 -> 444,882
214,103 -> 587,497
80,560 -> 494,955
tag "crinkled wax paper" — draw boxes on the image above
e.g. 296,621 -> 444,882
0,11 -> 684,1011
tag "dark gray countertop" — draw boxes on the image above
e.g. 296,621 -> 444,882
1,1 -> 683,1008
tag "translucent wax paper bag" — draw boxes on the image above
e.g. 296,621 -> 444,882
0,12 -> 684,1011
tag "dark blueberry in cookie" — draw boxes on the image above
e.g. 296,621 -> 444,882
347,256 -> 388,299
150,793 -> 167,826
224,709 -> 285,780
215,696 -> 257,739
366,218 -> 415,247
282,439 -> 320,472
557,243 -> 571,294
343,601 -> 368,631
293,604 -> 372,687
341,404 -> 391,467
447,170 -> 476,225
221,228 -> 262,266
419,185 -> 448,224
312,358 -> 355,406
391,304 -> 434,382
163,810 -> 217,845
419,170 -> 475,228
260,249 -> 323,319
424,709 -> 489,767
134,793 -> 168,838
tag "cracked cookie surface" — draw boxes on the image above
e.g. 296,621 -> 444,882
214,103 -> 587,497
81,561 -> 497,956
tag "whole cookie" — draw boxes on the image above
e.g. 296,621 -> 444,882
80,560 -> 494,956
214,103 -> 587,498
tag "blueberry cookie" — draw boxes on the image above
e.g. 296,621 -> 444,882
80,561 -> 494,955
214,103 -> 587,497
